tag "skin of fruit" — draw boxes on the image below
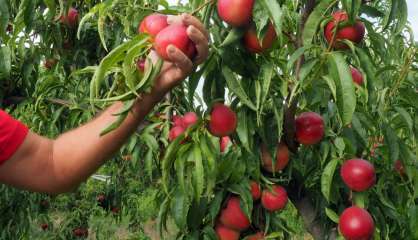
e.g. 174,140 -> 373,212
243,23 -> 277,53
219,196 -> 250,231
215,224 -> 240,240
339,206 -> 374,240
217,0 -> 254,27
138,14 -> 168,38
324,11 -> 365,49
350,67 -> 364,85
295,112 -> 325,145
341,158 -> 376,192
182,112 -> 198,128
173,115 -> 184,127
209,104 -> 238,137
154,24 -> 196,61
169,126 -> 186,142
261,185 -> 288,212
250,181 -> 261,200
220,136 -> 231,153
394,160 -> 406,176
246,232 -> 264,240
261,142 -> 290,172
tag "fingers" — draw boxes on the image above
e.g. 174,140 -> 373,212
181,14 -> 209,40
166,45 -> 193,75
187,25 -> 209,64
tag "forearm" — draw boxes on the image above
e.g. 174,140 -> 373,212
51,91 -> 165,192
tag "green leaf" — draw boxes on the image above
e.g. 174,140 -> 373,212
171,188 -> 190,229
325,208 -> 340,223
0,46 -> 11,79
383,124 -> 399,162
200,135 -> 217,196
222,66 -> 256,111
90,35 -> 148,102
287,46 -> 310,71
323,75 -> 337,101
192,144 -> 204,202
219,28 -> 245,47
236,108 -> 251,152
0,0 -> 9,35
252,0 -> 269,36
302,0 -> 335,46
409,205 -> 418,239
257,62 -> 274,113
394,107 -> 413,133
328,52 -> 356,126
321,158 -> 339,202
260,0 -> 282,37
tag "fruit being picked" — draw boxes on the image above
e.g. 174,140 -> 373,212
154,24 -> 196,61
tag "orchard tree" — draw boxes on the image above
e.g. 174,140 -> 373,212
0,0 -> 418,239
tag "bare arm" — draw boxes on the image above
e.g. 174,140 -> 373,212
0,14 -> 209,194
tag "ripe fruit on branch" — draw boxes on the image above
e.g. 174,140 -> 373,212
340,158 -> 376,192
250,181 -> 261,200
394,160 -> 406,177
154,24 -> 196,61
136,59 -> 145,72
295,112 -> 324,145
324,11 -> 365,49
219,196 -> 250,231
208,104 -> 237,137
44,59 -> 57,69
350,67 -> 364,85
40,223 -> 49,231
261,142 -> 290,172
339,206 -> 374,240
73,228 -> 88,237
220,136 -> 231,153
261,185 -> 288,212
182,112 -> 198,128
217,0 -> 254,27
60,7 -> 79,27
138,14 -> 168,38
215,224 -> 240,240
246,232 -> 265,240
243,23 -> 277,53
169,126 -> 186,142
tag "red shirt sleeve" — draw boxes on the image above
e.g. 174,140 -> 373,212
0,109 -> 29,165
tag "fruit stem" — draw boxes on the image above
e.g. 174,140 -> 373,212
191,0 -> 215,16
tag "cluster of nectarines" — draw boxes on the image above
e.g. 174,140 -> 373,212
217,0 -> 277,53
338,159 -> 376,239
216,182 -> 288,240
167,103 -> 237,153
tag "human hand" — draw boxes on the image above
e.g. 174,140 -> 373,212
147,13 -> 209,97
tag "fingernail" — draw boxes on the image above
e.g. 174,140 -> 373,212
188,26 -> 196,34
168,45 -> 176,53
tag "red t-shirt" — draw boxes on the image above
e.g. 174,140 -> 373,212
0,109 -> 29,165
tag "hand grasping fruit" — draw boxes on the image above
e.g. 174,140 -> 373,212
142,13 -> 210,97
